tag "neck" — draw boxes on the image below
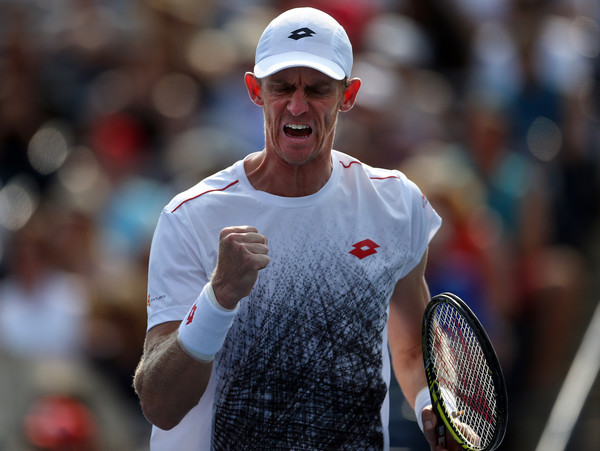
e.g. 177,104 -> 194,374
244,150 -> 333,197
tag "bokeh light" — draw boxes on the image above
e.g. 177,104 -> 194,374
526,116 -> 562,162
0,176 -> 39,231
151,72 -> 200,119
27,121 -> 72,175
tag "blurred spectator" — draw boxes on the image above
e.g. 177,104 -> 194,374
400,142 -> 517,370
0,209 -> 144,449
0,211 -> 90,360
456,102 -> 586,392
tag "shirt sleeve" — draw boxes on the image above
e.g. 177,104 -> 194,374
146,206 -> 212,331
400,174 -> 442,277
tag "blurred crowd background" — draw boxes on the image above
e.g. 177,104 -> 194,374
0,0 -> 598,449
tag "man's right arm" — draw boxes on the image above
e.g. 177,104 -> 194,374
133,321 -> 213,430
134,225 -> 270,430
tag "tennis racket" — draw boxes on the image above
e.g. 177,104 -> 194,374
422,292 -> 508,450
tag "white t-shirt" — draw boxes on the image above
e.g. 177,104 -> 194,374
146,150 -> 442,450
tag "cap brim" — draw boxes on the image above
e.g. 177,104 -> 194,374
254,51 -> 346,80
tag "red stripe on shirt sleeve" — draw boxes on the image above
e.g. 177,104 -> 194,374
171,180 -> 239,213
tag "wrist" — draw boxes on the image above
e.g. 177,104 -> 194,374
205,282 -> 235,312
210,278 -> 239,310
414,387 -> 431,432
177,282 -> 238,362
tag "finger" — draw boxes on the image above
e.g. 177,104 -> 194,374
220,225 -> 259,238
220,231 -> 268,250
228,243 -> 270,272
421,409 -> 438,451
245,241 -> 269,255
220,234 -> 265,257
252,253 -> 270,270
238,232 -> 268,245
225,235 -> 268,259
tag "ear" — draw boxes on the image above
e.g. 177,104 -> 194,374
339,78 -> 361,112
244,72 -> 264,106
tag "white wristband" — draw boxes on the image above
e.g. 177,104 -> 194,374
414,387 -> 432,432
177,283 -> 237,362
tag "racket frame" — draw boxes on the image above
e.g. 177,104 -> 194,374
422,292 -> 508,451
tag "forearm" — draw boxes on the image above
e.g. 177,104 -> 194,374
134,325 -> 212,430
391,343 -> 428,408
388,250 -> 431,408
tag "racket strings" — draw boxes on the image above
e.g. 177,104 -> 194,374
429,304 -> 497,449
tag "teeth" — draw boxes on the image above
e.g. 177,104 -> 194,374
286,124 -> 309,129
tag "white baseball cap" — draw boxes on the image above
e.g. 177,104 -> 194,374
254,7 -> 353,80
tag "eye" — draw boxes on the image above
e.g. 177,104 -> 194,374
306,84 -> 335,97
270,83 -> 294,95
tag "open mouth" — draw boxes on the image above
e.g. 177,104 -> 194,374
284,124 -> 312,139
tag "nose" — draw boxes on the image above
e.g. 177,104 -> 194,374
287,89 -> 309,116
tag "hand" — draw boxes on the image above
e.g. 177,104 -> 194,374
422,406 -> 472,451
211,226 -> 270,309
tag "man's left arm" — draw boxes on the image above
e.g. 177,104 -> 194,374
389,248 -> 464,451
388,248 -> 431,411
389,248 -> 443,450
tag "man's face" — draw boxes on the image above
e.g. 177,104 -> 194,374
251,67 -> 349,167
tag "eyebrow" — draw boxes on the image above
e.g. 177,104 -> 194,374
267,78 -> 338,90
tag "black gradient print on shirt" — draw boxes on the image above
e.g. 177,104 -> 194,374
211,230 -> 403,450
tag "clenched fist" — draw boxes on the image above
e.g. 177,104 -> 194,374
211,226 -> 270,310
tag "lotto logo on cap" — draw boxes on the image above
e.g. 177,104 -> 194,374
254,7 -> 353,80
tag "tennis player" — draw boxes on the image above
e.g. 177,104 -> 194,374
134,7 -> 453,450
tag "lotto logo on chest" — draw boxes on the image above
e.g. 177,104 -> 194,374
349,239 -> 380,260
